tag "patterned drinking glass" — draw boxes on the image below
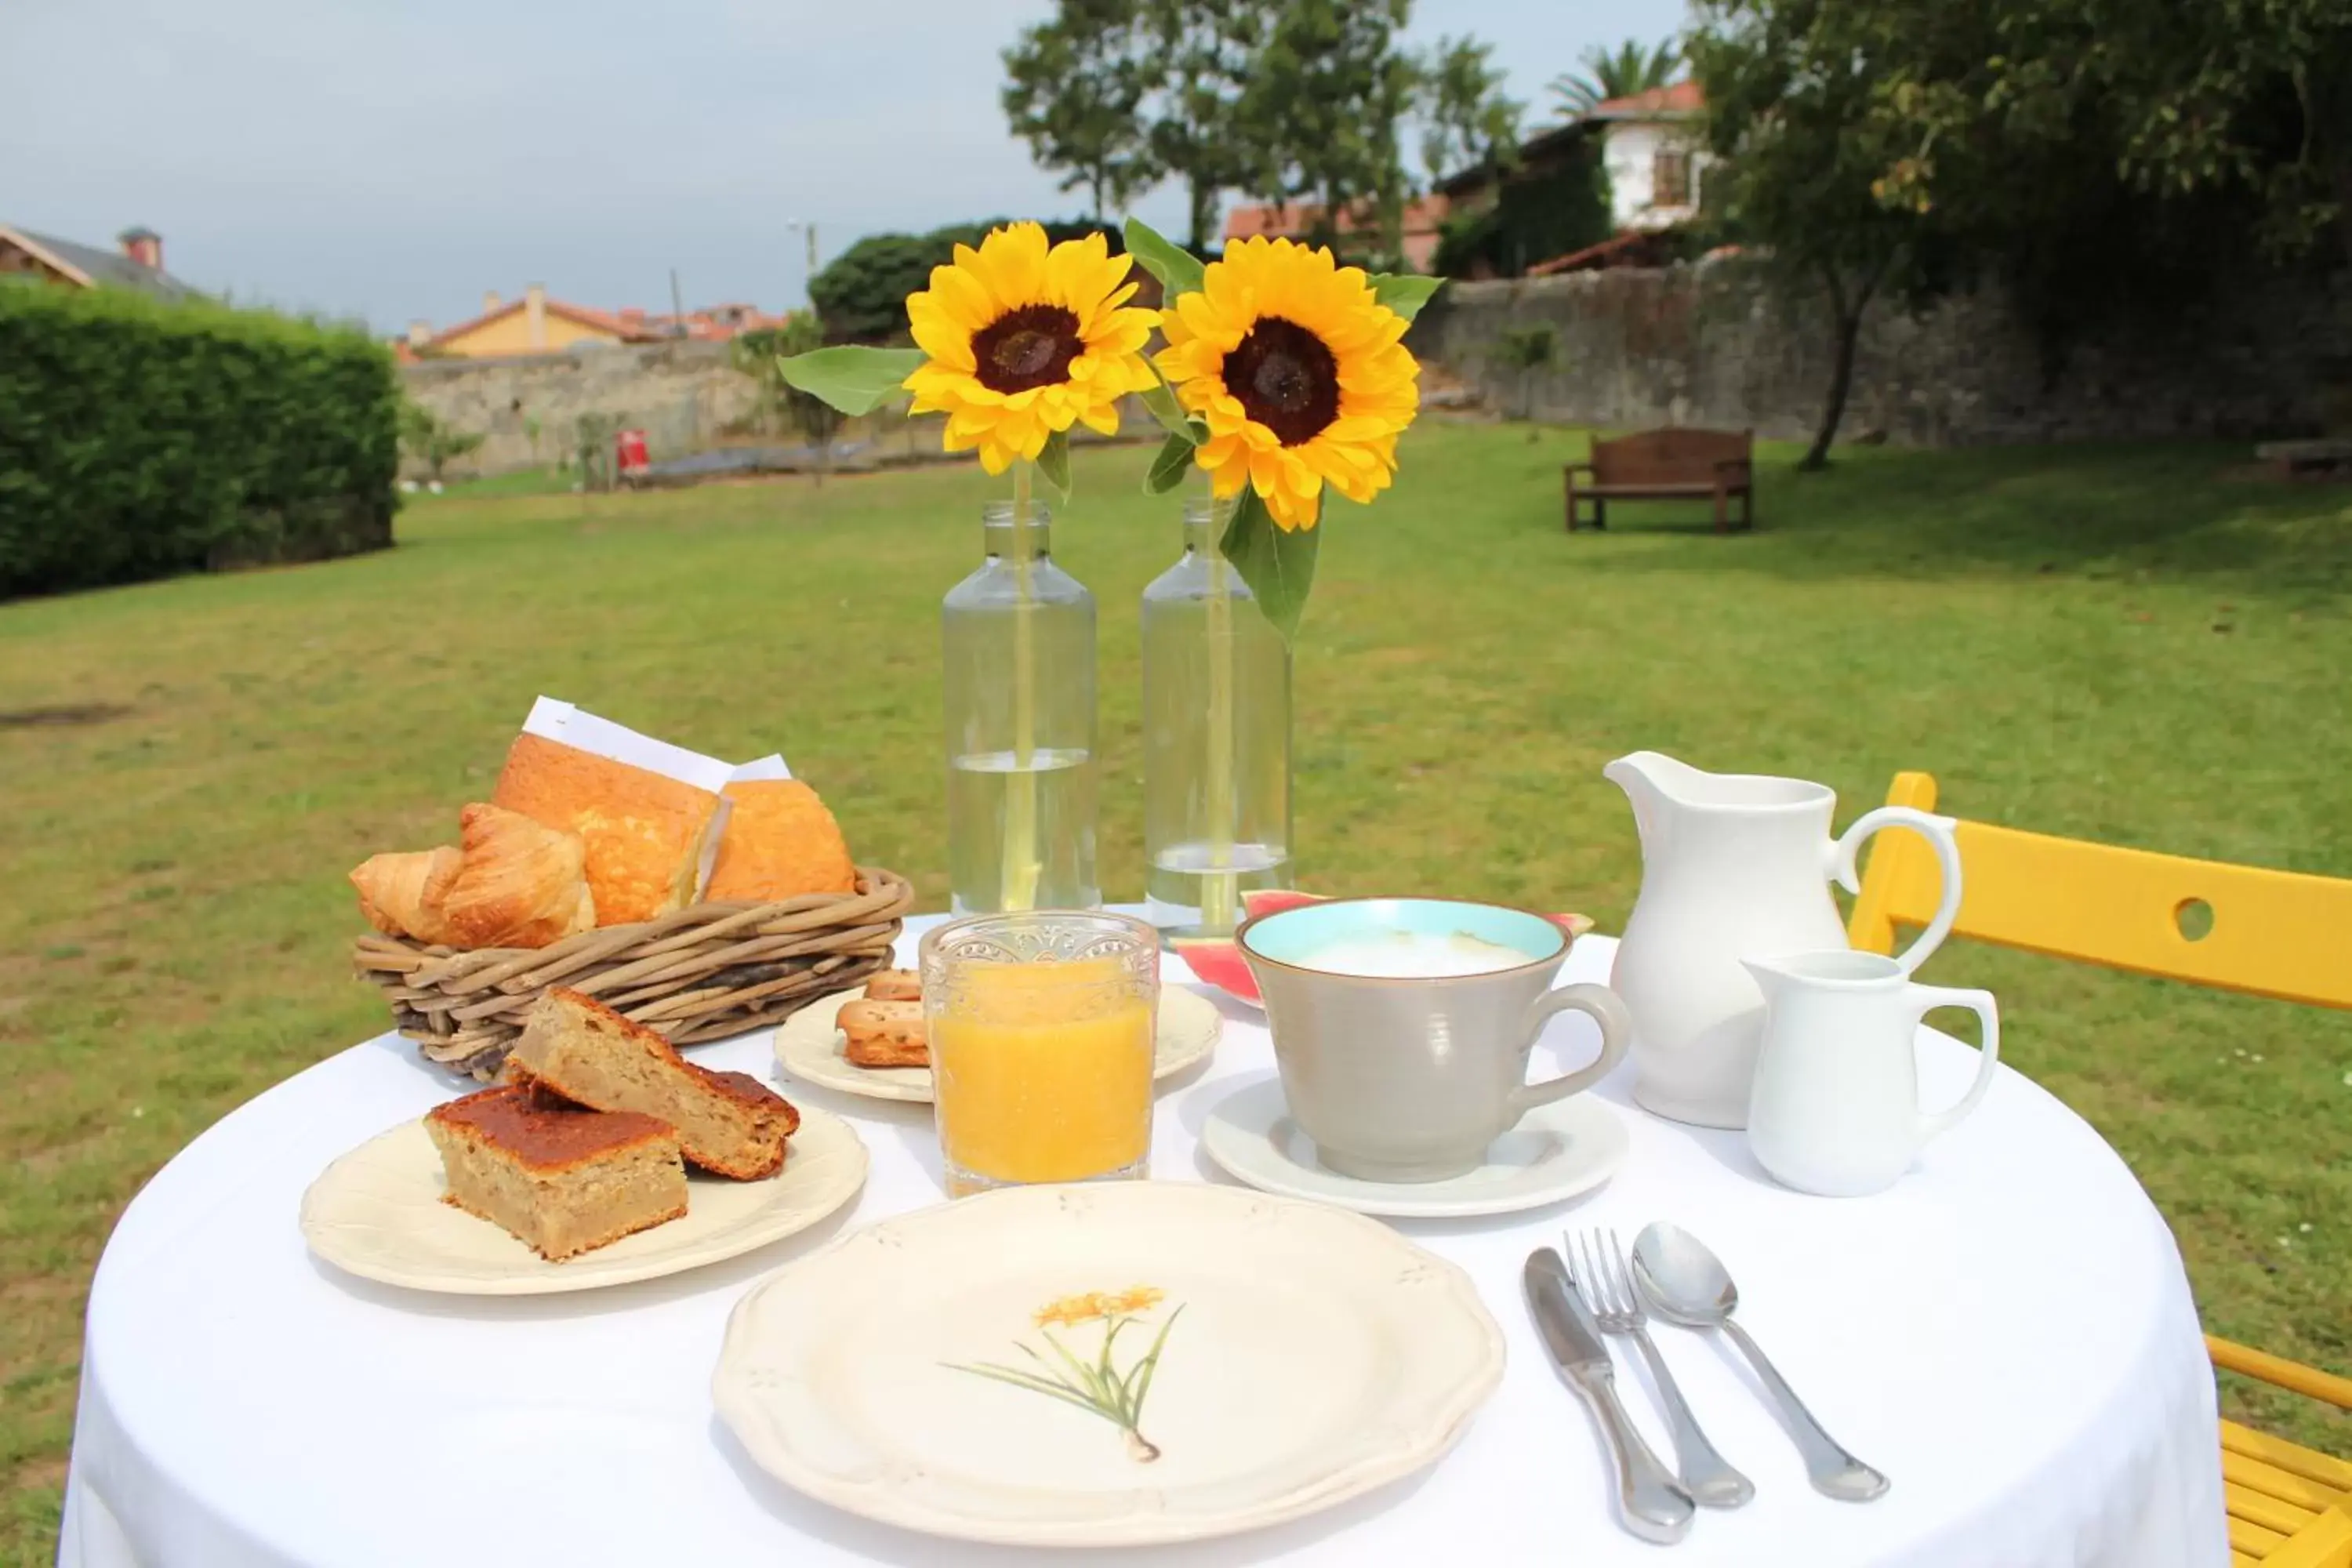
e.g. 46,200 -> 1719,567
920,910 -> 1160,1197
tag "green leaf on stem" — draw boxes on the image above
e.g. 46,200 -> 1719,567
1036,429 -> 1073,502
1122,218 -> 1205,301
1218,489 -> 1318,642
1369,274 -> 1445,322
1127,1306 -> 1184,1423
1139,361 -> 1199,441
1145,431 -> 1199,494
774,346 -> 926,416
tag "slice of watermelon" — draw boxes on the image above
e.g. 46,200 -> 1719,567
1167,890 -> 1325,1007
1170,891 -> 1595,1009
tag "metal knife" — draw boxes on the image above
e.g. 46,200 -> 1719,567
1525,1247 -> 1697,1544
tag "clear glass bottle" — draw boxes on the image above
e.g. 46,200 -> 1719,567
942,499 -> 1099,914
1141,496 -> 1294,936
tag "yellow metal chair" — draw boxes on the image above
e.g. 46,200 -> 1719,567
1848,771 -> 2352,1568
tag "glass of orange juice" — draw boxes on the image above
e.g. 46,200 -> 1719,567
920,911 -> 1160,1197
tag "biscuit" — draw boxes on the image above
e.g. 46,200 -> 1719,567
840,997 -> 927,1069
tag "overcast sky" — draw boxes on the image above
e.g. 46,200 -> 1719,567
2,0 -> 1686,335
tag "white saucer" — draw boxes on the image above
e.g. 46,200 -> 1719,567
1199,1078 -> 1628,1218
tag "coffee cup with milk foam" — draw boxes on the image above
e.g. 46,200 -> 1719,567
1236,898 -> 1630,1182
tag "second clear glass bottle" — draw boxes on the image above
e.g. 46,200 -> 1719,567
1141,496 -> 1293,936
942,499 -> 1098,914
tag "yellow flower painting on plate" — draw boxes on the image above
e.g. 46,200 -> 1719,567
947,1286 -> 1183,1462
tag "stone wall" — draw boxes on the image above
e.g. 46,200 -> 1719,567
399,339 -> 762,477
1408,256 -> 2352,445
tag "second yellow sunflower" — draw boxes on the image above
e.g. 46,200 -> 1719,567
903,222 -> 1160,474
1155,237 -> 1421,531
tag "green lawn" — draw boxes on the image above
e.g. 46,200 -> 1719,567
3,421 -> 2348,1561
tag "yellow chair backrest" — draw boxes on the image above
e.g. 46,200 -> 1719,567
1846,772 -> 2352,1009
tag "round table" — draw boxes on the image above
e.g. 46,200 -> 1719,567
61,924 -> 2227,1568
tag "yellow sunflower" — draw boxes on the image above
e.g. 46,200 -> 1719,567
1155,237 -> 1421,531
903,223 -> 1160,474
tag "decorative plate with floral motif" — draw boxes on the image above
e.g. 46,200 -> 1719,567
711,1181 -> 1504,1545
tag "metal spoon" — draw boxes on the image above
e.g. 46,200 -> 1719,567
1632,1221 -> 1890,1502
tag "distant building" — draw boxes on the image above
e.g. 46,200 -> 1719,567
1214,83 -> 1709,281
1428,80 -> 1712,278
1221,197 -> 1453,274
0,223 -> 200,301
1586,80 -> 1709,234
404,287 -> 790,360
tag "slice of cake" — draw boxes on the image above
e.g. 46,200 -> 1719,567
509,989 -> 799,1179
424,1084 -> 687,1261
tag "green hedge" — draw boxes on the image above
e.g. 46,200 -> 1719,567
0,282 -> 401,599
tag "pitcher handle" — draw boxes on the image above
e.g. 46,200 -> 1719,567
1910,985 -> 2001,1142
1507,983 -> 1632,1118
1832,806 -> 1963,974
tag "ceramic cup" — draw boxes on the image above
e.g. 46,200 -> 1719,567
1237,898 -> 1631,1183
1743,949 -> 2002,1196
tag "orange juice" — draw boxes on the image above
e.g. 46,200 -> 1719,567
931,956 -> 1155,1192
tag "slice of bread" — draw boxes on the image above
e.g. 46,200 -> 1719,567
508,989 -> 798,1179
492,732 -> 722,926
705,779 -> 857,902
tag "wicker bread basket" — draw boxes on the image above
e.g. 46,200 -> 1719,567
354,866 -> 916,1080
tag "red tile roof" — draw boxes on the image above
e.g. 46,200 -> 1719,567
417,296 -> 791,354
1222,196 -> 1451,245
1591,80 -> 1704,118
419,296 -> 660,353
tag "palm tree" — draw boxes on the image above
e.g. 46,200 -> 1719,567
1549,37 -> 1680,121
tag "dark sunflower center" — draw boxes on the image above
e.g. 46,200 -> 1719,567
971,304 -> 1083,394
1222,317 -> 1340,446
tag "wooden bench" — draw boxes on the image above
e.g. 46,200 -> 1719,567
1566,427 -> 1755,532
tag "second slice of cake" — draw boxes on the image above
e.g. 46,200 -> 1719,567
508,989 -> 800,1179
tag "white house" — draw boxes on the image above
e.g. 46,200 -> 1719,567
1590,81 -> 1710,233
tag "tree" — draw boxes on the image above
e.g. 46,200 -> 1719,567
1689,0 -> 1952,470
810,220 -> 1126,345
808,231 -> 946,343
1415,34 -> 1523,186
1141,0 -> 1271,249
1002,1 -> 1160,220
1549,37 -> 1681,121
733,314 -> 844,485
1869,0 -> 2352,276
1230,0 -> 1418,259
397,401 -> 485,483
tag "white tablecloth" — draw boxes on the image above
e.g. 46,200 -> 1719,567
60,926 -> 2227,1568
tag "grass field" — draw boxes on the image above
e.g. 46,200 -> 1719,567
4,420 -> 2349,1559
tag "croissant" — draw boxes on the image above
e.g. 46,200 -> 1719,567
350,846 -> 463,944
436,802 -> 597,949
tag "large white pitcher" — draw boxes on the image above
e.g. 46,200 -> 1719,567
1603,752 -> 1963,1127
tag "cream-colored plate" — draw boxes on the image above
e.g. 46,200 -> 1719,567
300,1102 -> 866,1295
773,985 -> 1221,1104
713,1181 -> 1504,1547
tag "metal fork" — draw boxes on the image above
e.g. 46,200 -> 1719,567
1566,1229 -> 1755,1508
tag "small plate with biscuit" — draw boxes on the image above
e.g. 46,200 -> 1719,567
774,970 -> 1223,1104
